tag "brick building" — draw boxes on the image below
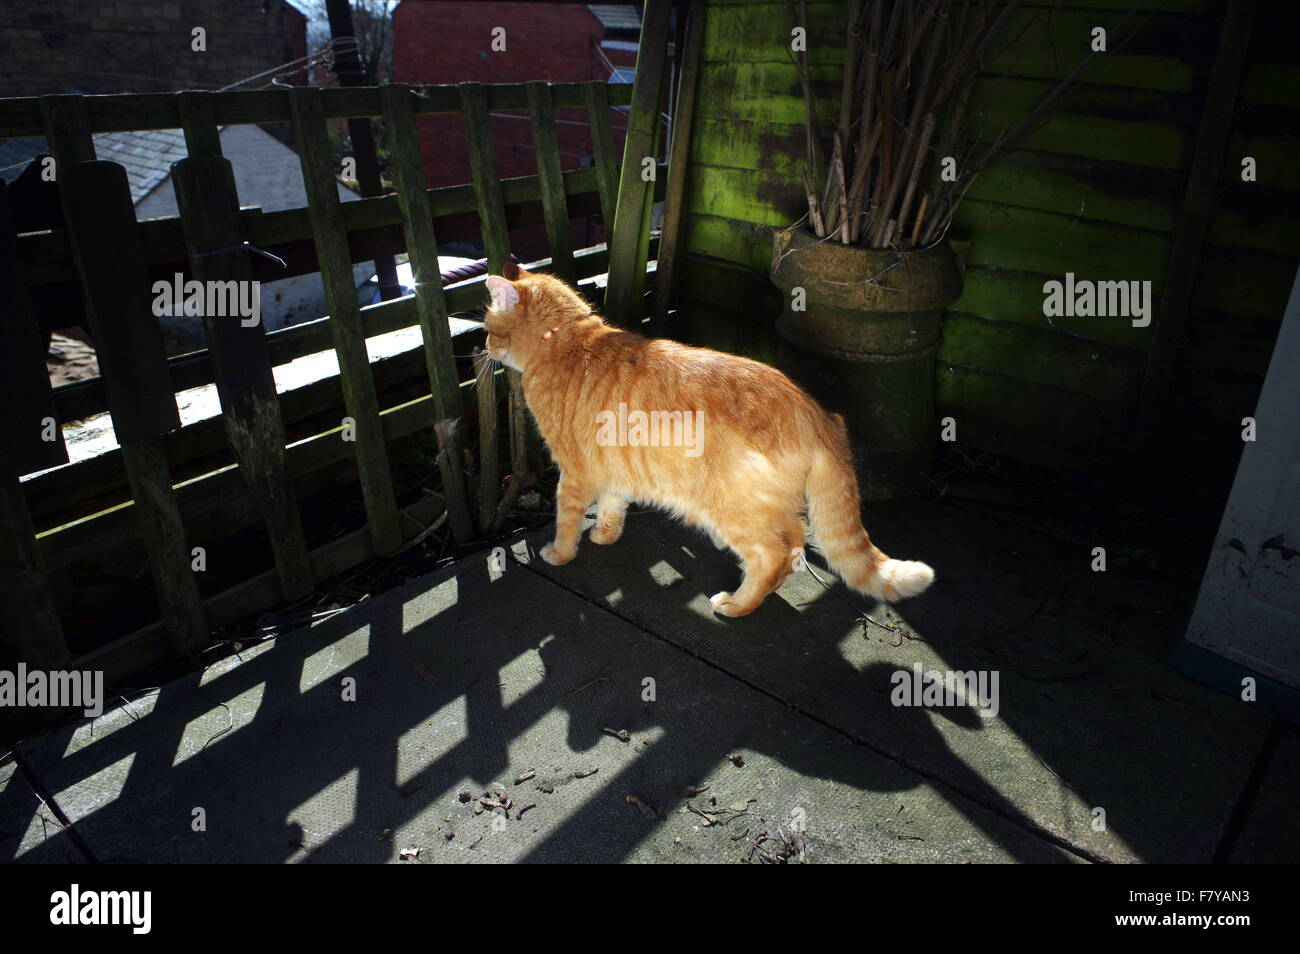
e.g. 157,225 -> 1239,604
392,1 -> 640,258
0,0 -> 307,97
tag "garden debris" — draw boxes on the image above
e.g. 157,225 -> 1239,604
573,768 -> 599,779
479,791 -> 513,814
685,797 -> 751,827
516,803 -> 537,820
601,727 -> 632,742
399,846 -> 423,862
741,828 -> 808,864
513,770 -> 536,785
726,752 -> 745,767
682,782 -> 711,797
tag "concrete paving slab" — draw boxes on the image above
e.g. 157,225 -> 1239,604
522,499 -> 1276,863
0,757 -> 87,863
14,550 -> 1075,863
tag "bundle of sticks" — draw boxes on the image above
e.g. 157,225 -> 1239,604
790,0 -> 1118,250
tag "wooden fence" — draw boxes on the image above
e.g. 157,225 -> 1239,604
0,78 -> 672,697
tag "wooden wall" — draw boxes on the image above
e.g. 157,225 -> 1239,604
676,0 -> 1299,506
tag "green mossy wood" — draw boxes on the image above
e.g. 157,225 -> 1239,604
678,0 -> 1296,496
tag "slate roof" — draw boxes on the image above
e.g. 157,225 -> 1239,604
587,4 -> 641,34
0,127 -> 189,204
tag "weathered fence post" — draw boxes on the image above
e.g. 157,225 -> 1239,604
652,0 -> 706,335
171,153 -> 315,601
605,0 -> 672,328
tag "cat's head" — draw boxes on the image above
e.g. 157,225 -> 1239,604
483,263 -> 591,372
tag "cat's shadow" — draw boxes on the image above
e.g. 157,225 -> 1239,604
513,510 -> 1048,862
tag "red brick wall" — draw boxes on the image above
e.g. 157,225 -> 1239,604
392,1 -> 634,260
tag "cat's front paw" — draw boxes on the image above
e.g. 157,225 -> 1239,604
540,542 -> 576,566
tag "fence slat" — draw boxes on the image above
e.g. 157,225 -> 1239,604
176,90 -> 223,157
460,81 -> 528,479
584,82 -> 619,233
459,82 -> 512,271
289,85 -> 401,556
38,94 -> 96,165
652,0 -> 706,334
171,155 -> 314,600
380,82 -> 473,541
473,349 -> 500,530
57,158 -> 208,656
526,82 -> 576,282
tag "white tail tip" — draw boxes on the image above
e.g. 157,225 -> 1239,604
870,559 -> 935,602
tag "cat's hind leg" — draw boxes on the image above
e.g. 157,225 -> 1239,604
776,517 -> 806,588
589,490 -> 629,545
541,471 -> 593,566
709,521 -> 789,618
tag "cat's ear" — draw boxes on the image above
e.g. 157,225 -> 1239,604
502,261 -> 523,280
486,275 -> 519,312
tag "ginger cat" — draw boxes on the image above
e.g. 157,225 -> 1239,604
483,264 -> 934,617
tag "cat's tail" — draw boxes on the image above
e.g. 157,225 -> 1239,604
805,417 -> 934,602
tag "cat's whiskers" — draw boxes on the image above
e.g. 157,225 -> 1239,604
473,347 -> 499,393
